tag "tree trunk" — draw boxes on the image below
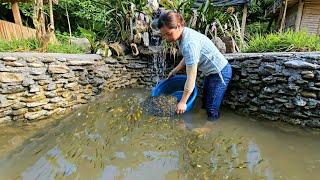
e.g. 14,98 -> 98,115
33,0 -> 57,50
33,0 -> 45,40
65,4 -> 72,40
47,0 -> 56,44
276,2 -> 284,30
241,4 -> 248,39
12,1 -> 22,25
49,0 -> 54,28
279,0 -> 288,33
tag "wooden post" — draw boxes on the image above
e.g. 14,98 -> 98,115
241,4 -> 248,39
318,19 -> 320,35
279,0 -> 288,33
12,1 -> 22,25
295,0 -> 304,32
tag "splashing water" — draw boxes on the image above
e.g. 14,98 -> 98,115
150,46 -> 166,85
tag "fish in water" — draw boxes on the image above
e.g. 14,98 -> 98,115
142,95 -> 178,117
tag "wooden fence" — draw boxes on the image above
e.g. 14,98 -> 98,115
0,20 -> 36,41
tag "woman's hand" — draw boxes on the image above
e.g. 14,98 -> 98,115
168,59 -> 185,79
176,102 -> 187,114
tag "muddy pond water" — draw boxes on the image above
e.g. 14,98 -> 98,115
0,88 -> 320,180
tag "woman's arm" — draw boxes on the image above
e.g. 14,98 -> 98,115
176,64 -> 197,114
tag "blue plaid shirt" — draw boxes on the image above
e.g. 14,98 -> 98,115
179,27 -> 228,76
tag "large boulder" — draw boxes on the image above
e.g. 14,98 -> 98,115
221,36 -> 236,53
70,38 -> 92,53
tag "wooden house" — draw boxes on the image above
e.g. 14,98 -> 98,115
266,0 -> 320,34
0,0 -> 36,40
0,0 -> 58,41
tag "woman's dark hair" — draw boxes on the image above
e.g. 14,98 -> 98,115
157,11 -> 185,29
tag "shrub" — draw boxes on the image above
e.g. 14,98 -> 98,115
245,30 -> 320,53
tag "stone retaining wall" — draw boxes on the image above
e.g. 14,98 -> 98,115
0,52 -> 319,128
224,52 -> 320,128
0,53 -> 162,123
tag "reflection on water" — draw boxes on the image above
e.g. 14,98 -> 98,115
0,88 -> 319,179
22,146 -> 77,179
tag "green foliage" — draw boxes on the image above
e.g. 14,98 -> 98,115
1,0 -> 272,45
47,43 -> 84,54
1,0 -> 151,42
3,0 -> 314,54
249,0 -> 274,21
56,0 -> 113,38
55,31 -> 71,43
0,39 -> 84,54
57,0 -> 151,42
246,22 -> 267,35
245,30 -> 320,53
246,22 -> 274,38
188,0 -> 211,31
78,27 -> 97,51
246,0 -> 276,35
0,38 -> 38,52
159,0 -> 195,14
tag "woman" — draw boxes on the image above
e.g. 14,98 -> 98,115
157,11 -> 232,122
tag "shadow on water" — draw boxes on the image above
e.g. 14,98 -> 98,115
0,88 -> 320,179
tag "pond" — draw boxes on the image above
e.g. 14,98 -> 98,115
0,88 -> 319,179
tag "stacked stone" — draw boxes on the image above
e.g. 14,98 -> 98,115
136,50 -> 167,87
0,53 -> 156,123
104,56 -> 137,90
2,51 -> 319,128
224,52 -> 320,128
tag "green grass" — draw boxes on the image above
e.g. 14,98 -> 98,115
246,22 -> 271,37
0,38 -> 85,54
47,43 -> 84,54
244,30 -> 320,53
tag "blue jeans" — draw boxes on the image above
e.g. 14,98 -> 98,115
202,63 -> 232,121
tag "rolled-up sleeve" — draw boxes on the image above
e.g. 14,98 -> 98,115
182,42 -> 200,66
